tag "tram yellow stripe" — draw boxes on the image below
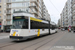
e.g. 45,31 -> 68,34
30,17 -> 43,22
13,32 -> 16,36
37,29 -> 40,36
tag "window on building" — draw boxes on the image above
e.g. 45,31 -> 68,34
13,8 -> 29,13
7,15 -> 11,19
11,0 -> 30,2
4,21 -> 6,24
7,21 -> 10,25
12,2 -> 29,7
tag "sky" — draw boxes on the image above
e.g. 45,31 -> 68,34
43,0 -> 67,24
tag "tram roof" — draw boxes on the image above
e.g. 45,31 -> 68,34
13,13 -> 35,18
13,13 -> 49,24
50,22 -> 56,25
13,13 -> 56,25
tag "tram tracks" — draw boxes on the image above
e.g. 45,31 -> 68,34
35,32 -> 66,50
0,41 -> 18,48
21,32 -> 65,50
0,33 -> 56,50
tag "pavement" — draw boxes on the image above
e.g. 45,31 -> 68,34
0,32 -> 9,39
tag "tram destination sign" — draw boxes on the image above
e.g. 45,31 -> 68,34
13,16 -> 24,19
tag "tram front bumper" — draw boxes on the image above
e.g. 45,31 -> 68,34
9,36 -> 29,41
10,36 -> 23,40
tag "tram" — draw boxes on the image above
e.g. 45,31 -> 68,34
10,13 -> 58,41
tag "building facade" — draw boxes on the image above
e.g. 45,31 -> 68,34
60,0 -> 74,29
58,19 -> 61,27
0,0 -> 6,30
72,0 -> 75,28
0,0 -> 51,31
42,2 -> 51,21
0,0 -> 2,30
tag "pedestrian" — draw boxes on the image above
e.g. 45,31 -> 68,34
69,28 -> 71,32
68,28 -> 69,32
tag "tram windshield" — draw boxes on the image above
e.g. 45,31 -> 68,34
12,19 -> 28,29
12,19 -> 24,29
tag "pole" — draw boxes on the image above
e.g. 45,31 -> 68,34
49,21 -> 50,34
29,17 -> 30,30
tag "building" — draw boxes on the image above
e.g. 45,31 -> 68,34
60,0 -> 73,29
0,0 -> 2,30
42,2 -> 51,21
0,0 -> 51,31
63,2 -> 68,29
58,19 -> 61,27
67,0 -> 72,27
60,9 -> 65,28
0,0 -> 6,30
60,13 -> 64,27
72,0 -> 75,28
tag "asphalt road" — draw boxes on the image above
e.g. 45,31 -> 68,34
0,30 -> 75,50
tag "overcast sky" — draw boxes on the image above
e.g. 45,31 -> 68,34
43,0 -> 67,24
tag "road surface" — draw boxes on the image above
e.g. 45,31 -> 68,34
0,30 -> 75,50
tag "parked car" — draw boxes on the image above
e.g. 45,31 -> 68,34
5,29 -> 10,32
73,30 -> 75,32
58,27 -> 61,29
0,30 -> 3,32
61,28 -> 65,31
73,28 -> 75,33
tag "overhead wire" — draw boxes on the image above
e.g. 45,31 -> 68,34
48,0 -> 60,13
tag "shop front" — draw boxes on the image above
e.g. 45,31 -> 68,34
4,25 -> 12,32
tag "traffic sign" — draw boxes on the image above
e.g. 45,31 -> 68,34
0,25 -> 1,27
69,26 -> 71,27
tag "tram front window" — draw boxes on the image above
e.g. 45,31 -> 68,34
13,20 -> 23,29
12,19 -> 28,29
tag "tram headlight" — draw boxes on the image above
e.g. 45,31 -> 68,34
10,34 -> 13,36
16,34 -> 19,36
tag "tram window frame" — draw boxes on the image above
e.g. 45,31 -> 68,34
22,19 -> 28,29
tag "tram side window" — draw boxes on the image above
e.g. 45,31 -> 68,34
55,25 -> 57,29
22,19 -> 28,29
50,24 -> 55,30
52,25 -> 55,30
31,20 -> 49,29
50,25 -> 52,29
